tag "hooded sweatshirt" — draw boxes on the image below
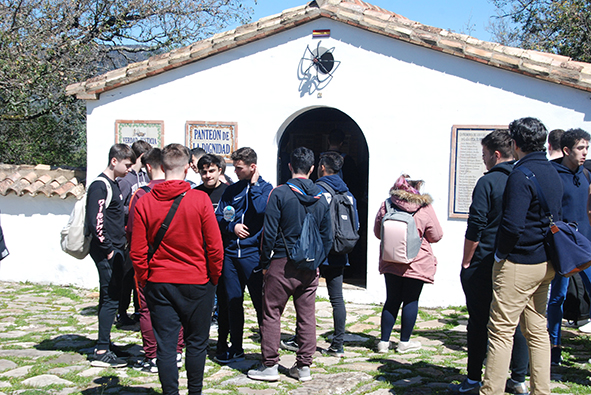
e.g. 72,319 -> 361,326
260,178 -> 332,269
316,174 -> 359,266
373,189 -> 443,284
130,179 -> 223,287
551,158 -> 591,240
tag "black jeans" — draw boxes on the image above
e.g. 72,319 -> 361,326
90,244 -> 124,351
461,262 -> 529,382
146,281 -> 215,395
223,254 -> 263,353
320,265 -> 346,349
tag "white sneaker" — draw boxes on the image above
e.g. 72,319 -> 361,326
247,364 -> 280,381
288,364 -> 312,382
396,340 -> 421,353
579,321 -> 591,333
376,341 -> 390,353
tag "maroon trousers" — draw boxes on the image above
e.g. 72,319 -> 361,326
261,257 -> 319,367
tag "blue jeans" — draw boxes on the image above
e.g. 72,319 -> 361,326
547,267 -> 591,346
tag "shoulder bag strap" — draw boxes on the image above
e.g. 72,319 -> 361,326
148,192 -> 186,263
516,166 -> 552,220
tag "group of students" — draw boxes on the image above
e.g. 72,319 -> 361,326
83,117 -> 587,395
446,118 -> 591,395
84,139 -> 362,394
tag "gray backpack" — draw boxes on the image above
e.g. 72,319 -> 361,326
380,198 -> 423,264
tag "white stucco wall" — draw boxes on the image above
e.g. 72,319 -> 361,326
85,18 -> 591,306
0,195 -> 98,289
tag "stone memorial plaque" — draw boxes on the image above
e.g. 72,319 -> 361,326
449,125 -> 507,218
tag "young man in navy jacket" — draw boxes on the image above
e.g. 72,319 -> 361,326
481,118 -> 563,395
214,147 -> 273,363
547,128 -> 591,364
281,151 -> 359,357
248,146 -> 332,382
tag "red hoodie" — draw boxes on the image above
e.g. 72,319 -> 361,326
130,179 -> 223,287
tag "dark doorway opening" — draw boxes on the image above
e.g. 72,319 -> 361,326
277,107 -> 369,287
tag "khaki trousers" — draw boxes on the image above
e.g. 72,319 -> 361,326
480,259 -> 555,395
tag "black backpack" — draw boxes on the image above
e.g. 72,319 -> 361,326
279,183 -> 328,271
316,181 -> 359,255
563,272 -> 591,324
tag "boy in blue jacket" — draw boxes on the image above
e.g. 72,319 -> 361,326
214,147 -> 272,363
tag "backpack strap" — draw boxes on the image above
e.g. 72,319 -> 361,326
91,177 -> 113,209
583,167 -> 591,184
316,180 -> 336,197
148,192 -> 186,263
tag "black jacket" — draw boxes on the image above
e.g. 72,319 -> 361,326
495,151 -> 563,264
465,161 -> 513,267
86,173 -> 126,256
260,178 -> 332,269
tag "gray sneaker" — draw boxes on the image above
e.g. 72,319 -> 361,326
288,364 -> 312,382
505,379 -> 529,394
247,364 -> 280,381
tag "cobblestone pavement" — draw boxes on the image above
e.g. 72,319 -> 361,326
0,281 -> 590,394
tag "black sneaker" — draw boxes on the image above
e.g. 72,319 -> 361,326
141,358 -> 158,373
321,346 -> 345,358
90,350 -> 127,368
280,335 -> 299,352
213,350 -> 245,364
109,343 -> 131,358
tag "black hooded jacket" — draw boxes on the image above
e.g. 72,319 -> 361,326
260,178 -> 332,269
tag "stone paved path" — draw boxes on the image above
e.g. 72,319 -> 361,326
0,281 -> 589,394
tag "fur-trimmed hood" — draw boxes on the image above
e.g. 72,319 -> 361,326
389,189 -> 433,212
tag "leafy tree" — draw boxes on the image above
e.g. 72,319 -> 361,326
490,0 -> 591,62
0,0 -> 253,167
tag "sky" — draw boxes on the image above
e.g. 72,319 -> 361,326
232,0 -> 501,42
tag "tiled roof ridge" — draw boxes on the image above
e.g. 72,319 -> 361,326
0,164 -> 86,199
65,0 -> 591,99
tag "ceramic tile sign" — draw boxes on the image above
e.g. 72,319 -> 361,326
185,121 -> 237,161
449,125 -> 507,219
115,120 -> 164,147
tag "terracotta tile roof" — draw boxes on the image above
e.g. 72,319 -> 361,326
0,164 -> 86,199
66,0 -> 591,99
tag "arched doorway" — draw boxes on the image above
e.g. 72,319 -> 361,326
278,107 -> 369,287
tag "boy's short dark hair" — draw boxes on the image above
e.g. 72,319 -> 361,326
509,117 -> 547,153
131,140 -> 152,159
548,129 -> 565,150
109,144 -> 136,164
561,128 -> 591,151
190,147 -> 206,158
481,130 -> 513,159
318,151 -> 344,174
290,147 -> 315,175
231,147 -> 257,165
141,148 -> 163,168
162,144 -> 191,171
197,154 -> 223,171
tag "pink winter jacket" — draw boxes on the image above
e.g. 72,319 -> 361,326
373,190 -> 443,284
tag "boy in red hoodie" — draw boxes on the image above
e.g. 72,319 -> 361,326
131,144 -> 223,395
